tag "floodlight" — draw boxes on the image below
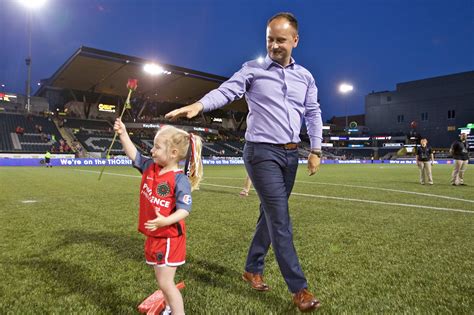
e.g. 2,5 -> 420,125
18,0 -> 47,9
338,82 -> 354,131
339,83 -> 354,94
144,63 -> 164,75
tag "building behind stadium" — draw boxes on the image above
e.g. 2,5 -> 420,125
365,71 -> 474,147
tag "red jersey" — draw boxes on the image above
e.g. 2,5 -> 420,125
134,153 -> 192,238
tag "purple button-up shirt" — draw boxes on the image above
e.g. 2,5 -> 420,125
199,55 -> 323,149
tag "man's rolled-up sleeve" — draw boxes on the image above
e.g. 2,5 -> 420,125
200,66 -> 251,112
304,77 -> 323,149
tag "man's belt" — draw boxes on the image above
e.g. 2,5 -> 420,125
268,143 -> 298,150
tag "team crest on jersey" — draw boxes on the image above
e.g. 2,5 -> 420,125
182,194 -> 192,205
156,182 -> 171,197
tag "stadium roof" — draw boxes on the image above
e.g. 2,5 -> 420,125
35,46 -> 247,112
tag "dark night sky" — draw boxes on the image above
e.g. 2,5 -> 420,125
1,0 -> 473,121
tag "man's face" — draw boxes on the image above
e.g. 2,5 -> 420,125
460,133 -> 467,141
421,139 -> 427,147
266,18 -> 299,66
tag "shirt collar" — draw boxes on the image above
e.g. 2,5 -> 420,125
264,55 -> 296,70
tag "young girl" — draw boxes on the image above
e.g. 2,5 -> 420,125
114,118 -> 203,315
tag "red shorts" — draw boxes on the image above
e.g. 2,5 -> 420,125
144,235 -> 186,267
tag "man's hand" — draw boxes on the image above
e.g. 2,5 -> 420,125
165,102 -> 203,121
307,153 -> 321,176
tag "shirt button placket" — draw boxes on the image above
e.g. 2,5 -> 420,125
282,68 -> 293,142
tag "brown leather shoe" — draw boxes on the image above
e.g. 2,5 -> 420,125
293,288 -> 321,312
242,271 -> 270,291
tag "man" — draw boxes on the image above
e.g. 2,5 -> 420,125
44,150 -> 52,168
415,138 -> 434,185
166,12 -> 322,312
450,133 -> 470,186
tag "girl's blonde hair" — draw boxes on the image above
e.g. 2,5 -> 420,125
156,126 -> 203,191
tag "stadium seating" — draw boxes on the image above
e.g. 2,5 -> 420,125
131,137 -> 154,152
378,148 -> 400,159
0,113 -> 63,153
75,133 -> 124,154
0,125 -> 14,151
214,141 -> 241,157
202,142 -> 223,157
3,113 -> 425,161
218,141 -> 244,152
63,118 -> 112,130
325,148 -> 375,159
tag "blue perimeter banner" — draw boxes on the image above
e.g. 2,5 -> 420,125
0,158 -> 466,167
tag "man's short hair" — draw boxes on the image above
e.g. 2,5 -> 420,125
267,12 -> 298,32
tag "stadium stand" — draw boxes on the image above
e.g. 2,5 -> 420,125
0,113 -> 64,153
214,141 -> 241,157
2,111 -> 422,161
62,118 -> 112,131
131,137 -> 154,152
325,148 -> 375,160
218,141 -> 244,153
0,124 -> 14,151
202,142 -> 223,157
74,133 -> 124,155
377,148 -> 401,159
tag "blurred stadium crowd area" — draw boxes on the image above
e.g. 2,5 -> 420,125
0,106 -> 463,161
0,109 -> 246,159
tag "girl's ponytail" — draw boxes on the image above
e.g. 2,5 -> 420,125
186,133 -> 203,191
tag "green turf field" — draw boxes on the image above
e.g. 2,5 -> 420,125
0,164 -> 473,314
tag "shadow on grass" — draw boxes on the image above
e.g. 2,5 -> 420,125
18,257 -> 135,314
5,229 -> 144,313
57,229 -> 144,262
57,230 -> 292,312
182,255 -> 292,312
12,229 -> 294,313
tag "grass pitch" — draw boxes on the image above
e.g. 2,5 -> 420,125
0,164 -> 473,314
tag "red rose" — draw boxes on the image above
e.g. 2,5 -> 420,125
127,79 -> 138,91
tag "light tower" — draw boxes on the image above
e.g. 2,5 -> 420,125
18,0 -> 47,112
339,83 -> 354,131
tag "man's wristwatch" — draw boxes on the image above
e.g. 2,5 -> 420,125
310,150 -> 322,158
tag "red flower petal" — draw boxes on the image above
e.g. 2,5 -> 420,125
127,79 -> 138,90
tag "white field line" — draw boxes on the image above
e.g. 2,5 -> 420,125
201,183 -> 473,214
78,170 -> 141,178
205,176 -> 474,204
75,169 -> 473,214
